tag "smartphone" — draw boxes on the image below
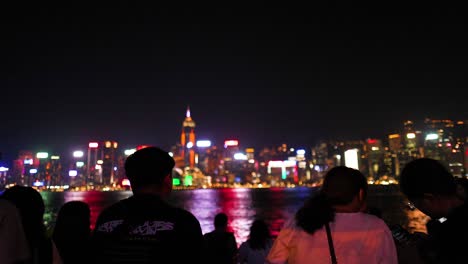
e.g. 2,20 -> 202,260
389,224 -> 412,245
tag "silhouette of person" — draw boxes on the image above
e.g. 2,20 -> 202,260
267,166 -> 398,264
52,201 -> 91,264
92,146 -> 204,263
238,219 -> 273,264
1,185 -> 62,264
0,199 -> 30,264
203,212 -> 238,264
399,158 -> 468,263
366,206 -> 428,264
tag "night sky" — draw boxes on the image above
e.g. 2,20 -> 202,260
1,3 -> 467,161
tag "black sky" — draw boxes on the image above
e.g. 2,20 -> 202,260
1,3 -> 467,160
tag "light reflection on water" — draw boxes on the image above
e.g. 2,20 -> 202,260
40,185 -> 429,246
181,188 -> 257,244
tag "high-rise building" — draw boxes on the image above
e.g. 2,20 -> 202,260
48,155 -> 63,186
399,120 -> 424,172
180,107 -> 196,168
424,118 -> 467,176
11,151 -> 35,185
387,134 -> 402,176
87,142 -> 101,186
364,138 -> 386,179
102,141 -> 118,186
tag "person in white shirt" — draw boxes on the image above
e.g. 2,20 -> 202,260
0,199 -> 30,264
266,166 -> 398,264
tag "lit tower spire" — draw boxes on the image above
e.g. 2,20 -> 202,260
181,106 -> 196,168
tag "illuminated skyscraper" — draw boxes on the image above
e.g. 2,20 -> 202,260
423,118 -> 467,176
180,106 -> 196,168
365,138 -> 385,179
102,140 -> 118,186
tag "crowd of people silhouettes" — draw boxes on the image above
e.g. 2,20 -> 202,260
1,146 -> 467,264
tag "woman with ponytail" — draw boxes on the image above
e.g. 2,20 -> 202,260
266,166 -> 397,264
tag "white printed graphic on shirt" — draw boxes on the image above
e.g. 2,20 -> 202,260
129,221 -> 174,235
97,220 -> 124,232
97,220 -> 174,235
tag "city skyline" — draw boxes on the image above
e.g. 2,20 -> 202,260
0,115 -> 465,166
1,4 -> 467,163
1,116 -> 465,190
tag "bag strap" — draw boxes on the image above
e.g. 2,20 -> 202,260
325,222 -> 338,264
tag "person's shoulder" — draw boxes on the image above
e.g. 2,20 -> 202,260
203,231 -> 214,237
239,240 -> 248,247
238,241 -> 249,250
358,212 -> 390,229
172,207 -> 200,222
96,199 -> 129,220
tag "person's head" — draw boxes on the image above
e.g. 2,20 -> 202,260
124,146 -> 175,195
400,158 -> 460,218
296,166 -> 368,234
1,185 -> 46,245
248,219 -> 271,250
321,166 -> 368,211
53,201 -> 91,242
214,212 -> 228,230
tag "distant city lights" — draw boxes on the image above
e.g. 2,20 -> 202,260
73,150 -> 84,158
36,152 -> 48,159
124,149 -> 136,156
344,149 -> 359,170
136,145 -> 150,150
425,133 -> 439,140
196,140 -> 212,148
122,179 -> 131,186
268,161 -> 284,167
88,142 -> 99,148
233,153 -> 248,160
224,140 -> 239,148
33,181 -> 44,187
0,115 -> 464,190
105,141 -> 117,148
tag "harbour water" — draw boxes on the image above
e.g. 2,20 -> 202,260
40,185 -> 429,245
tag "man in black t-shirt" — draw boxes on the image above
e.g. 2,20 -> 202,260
400,158 -> 468,264
92,147 -> 204,263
